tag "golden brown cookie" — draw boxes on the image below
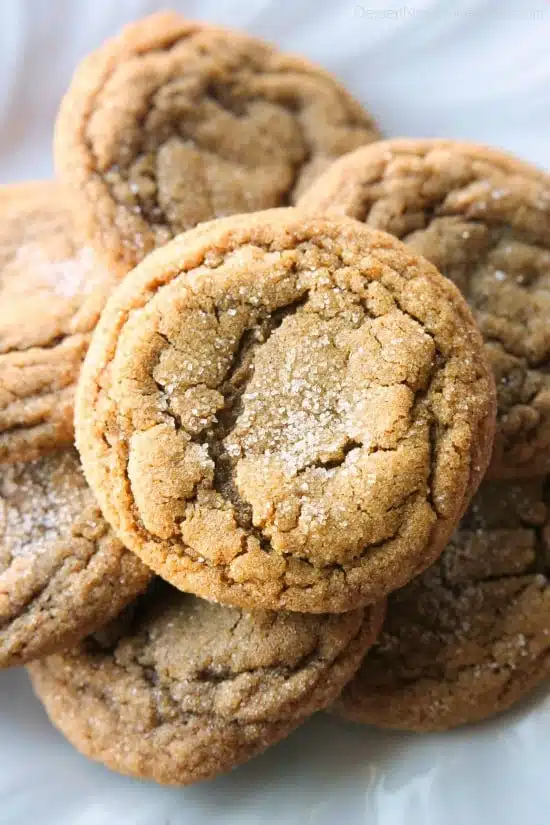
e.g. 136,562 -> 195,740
76,209 -> 495,613
55,11 -> 381,275
0,448 -> 151,667
0,181 -> 116,464
333,476 -> 550,731
28,583 -> 384,785
299,139 -> 550,478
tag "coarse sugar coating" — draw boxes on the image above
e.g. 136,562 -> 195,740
28,583 -> 385,785
0,448 -> 151,666
0,181 -> 116,463
76,209 -> 495,612
333,476 -> 550,730
55,10 -> 381,274
299,138 -> 550,477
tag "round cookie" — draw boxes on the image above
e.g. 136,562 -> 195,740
28,584 -> 384,785
333,476 -> 550,731
76,209 -> 496,613
0,181 -> 116,464
0,448 -> 151,667
298,139 -> 550,477
55,10 -> 381,275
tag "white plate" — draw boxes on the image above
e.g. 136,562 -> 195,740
1,1 -> 549,823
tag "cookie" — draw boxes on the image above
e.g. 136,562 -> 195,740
75,209 -> 495,613
0,181 -> 116,464
298,139 -> 550,477
0,448 -> 151,667
333,476 -> 550,731
28,583 -> 384,785
55,10 -> 381,275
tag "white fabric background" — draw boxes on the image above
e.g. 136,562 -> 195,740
1,1 -> 550,823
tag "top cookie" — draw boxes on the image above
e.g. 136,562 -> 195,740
299,139 -> 550,478
76,209 -> 495,613
55,11 -> 381,274
0,181 -> 116,463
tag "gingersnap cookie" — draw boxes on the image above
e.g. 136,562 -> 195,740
55,10 -> 380,275
298,139 -> 550,477
0,448 -> 151,667
28,583 -> 384,785
76,209 -> 495,613
0,181 -> 116,464
333,476 -> 550,731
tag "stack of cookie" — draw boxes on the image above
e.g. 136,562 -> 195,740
0,11 -> 548,786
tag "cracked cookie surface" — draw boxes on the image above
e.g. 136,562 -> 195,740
0,181 -> 116,464
76,209 -> 495,612
28,582 -> 384,785
299,139 -> 550,477
55,10 -> 380,274
0,448 -> 151,667
333,476 -> 550,730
